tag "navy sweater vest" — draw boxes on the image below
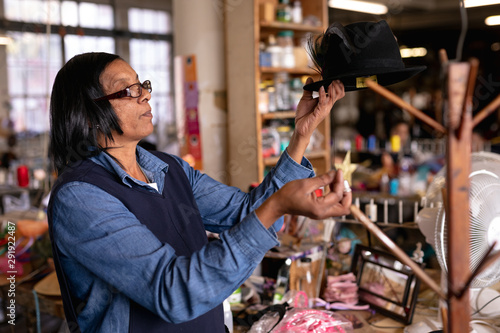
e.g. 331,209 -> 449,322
48,152 -> 225,332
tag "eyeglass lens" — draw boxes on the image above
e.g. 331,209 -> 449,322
129,81 -> 152,98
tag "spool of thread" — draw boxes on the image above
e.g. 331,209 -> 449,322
390,134 -> 401,153
364,199 -> 377,222
367,135 -> 376,152
17,165 -> 29,187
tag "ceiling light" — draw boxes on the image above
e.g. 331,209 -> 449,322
464,0 -> 500,8
485,15 -> 500,25
400,47 -> 427,58
328,0 -> 388,15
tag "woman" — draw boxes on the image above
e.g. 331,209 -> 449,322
48,52 -> 350,332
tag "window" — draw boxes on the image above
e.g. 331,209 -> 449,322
129,8 -> 171,34
3,1 -> 115,134
129,7 -> 173,150
4,0 -> 61,24
64,35 -> 115,62
6,32 -> 62,133
1,0 -> 173,156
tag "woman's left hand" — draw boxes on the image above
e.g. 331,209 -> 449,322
286,78 -> 345,163
295,78 -> 345,139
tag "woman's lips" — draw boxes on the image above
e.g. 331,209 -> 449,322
142,110 -> 153,118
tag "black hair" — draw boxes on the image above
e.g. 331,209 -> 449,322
49,52 -> 124,175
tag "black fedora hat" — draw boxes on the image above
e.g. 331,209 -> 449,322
303,20 -> 426,92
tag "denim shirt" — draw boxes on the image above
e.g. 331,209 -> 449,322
50,147 -> 314,332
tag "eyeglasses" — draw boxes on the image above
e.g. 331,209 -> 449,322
94,80 -> 152,102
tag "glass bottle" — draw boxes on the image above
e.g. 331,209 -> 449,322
274,72 -> 291,111
273,258 -> 291,304
276,0 -> 292,23
292,1 -> 302,24
298,257 -> 314,306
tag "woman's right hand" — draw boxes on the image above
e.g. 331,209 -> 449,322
255,170 -> 352,229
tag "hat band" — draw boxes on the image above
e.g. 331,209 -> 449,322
324,58 -> 404,78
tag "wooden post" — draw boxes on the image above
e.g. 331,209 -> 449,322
364,50 -> 485,331
444,59 -> 477,332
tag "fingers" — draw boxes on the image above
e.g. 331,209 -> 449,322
328,80 -> 345,101
330,169 -> 344,197
307,170 -> 336,193
318,80 -> 344,108
319,169 -> 352,216
302,77 -> 314,99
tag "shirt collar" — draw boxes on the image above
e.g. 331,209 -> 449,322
90,146 -> 169,188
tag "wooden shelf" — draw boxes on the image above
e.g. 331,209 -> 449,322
264,150 -> 327,166
336,218 -> 421,229
260,21 -> 324,32
225,0 -> 329,190
261,111 -> 296,120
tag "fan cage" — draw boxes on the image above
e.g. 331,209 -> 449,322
424,152 -> 500,289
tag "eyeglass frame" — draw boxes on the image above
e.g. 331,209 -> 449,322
94,80 -> 152,102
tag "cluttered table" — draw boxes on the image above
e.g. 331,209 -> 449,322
231,268 -> 444,333
1,207 -> 499,332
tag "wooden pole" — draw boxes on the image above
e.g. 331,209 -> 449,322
445,59 -> 477,332
364,79 -> 447,134
349,205 -> 447,300
472,94 -> 500,128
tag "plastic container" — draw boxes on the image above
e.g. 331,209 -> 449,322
259,41 -> 271,67
266,35 -> 282,68
277,30 -> 295,68
292,1 -> 303,24
17,165 -> 29,187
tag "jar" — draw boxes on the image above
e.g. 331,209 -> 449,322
276,0 -> 292,22
266,35 -> 282,68
277,30 -> 295,68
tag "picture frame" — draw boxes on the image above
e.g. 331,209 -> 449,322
350,244 -> 421,324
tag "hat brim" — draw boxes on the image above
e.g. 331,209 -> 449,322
303,66 -> 426,92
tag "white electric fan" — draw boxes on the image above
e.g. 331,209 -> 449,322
413,151 -> 500,332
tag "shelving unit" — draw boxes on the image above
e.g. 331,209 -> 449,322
225,0 -> 329,190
